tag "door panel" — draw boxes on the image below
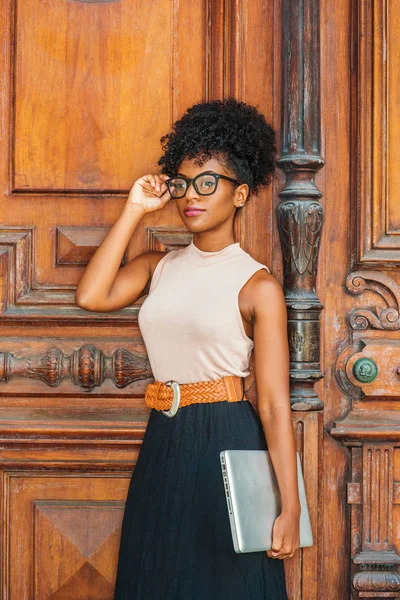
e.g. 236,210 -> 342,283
322,0 -> 400,597
5,472 -> 128,599
0,0 -> 321,598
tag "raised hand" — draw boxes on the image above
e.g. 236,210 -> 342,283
127,173 -> 173,214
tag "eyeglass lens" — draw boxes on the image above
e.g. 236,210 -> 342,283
168,174 -> 217,198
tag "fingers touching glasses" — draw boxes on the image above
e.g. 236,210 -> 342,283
165,171 -> 241,199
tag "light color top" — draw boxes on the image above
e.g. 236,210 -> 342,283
138,239 -> 270,384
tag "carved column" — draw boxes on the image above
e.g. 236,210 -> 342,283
351,442 -> 400,597
278,0 -> 324,410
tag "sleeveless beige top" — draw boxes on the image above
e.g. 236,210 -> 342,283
138,240 -> 270,384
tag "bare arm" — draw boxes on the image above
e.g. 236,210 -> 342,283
75,174 -> 172,312
251,271 -> 301,559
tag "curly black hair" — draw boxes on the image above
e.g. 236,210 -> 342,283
157,97 -> 277,200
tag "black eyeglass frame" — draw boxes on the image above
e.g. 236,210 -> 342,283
164,171 -> 241,198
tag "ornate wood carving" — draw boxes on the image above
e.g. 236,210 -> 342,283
331,8 -> 400,575
0,344 -> 150,391
278,0 -> 324,411
345,444 -> 400,598
332,276 -> 400,589
336,339 -> 400,400
333,271 -> 400,594
346,271 -> 400,330
352,570 -> 400,595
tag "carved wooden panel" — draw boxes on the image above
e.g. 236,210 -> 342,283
3,472 -> 130,599
318,1 -> 400,595
0,340 -> 152,394
330,12 -> 400,580
346,444 -> 400,599
332,273 -> 400,596
354,0 -> 400,268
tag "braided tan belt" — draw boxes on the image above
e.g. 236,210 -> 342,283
145,375 -> 247,418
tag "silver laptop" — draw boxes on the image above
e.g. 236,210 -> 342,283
220,450 -> 313,553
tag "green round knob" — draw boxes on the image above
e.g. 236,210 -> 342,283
352,358 -> 378,383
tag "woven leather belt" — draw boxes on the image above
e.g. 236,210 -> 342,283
145,375 -> 247,418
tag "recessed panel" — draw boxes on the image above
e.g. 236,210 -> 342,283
6,473 -> 130,599
387,1 -> 400,232
13,0 -> 207,191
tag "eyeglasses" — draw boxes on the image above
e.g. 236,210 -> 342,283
165,171 -> 241,199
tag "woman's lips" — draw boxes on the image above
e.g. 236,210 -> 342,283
183,209 -> 205,217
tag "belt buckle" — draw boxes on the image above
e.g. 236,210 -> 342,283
162,380 -> 181,418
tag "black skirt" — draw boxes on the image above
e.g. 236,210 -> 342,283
113,399 -> 288,600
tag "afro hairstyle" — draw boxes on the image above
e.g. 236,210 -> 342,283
157,97 -> 277,201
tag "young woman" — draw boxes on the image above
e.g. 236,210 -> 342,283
75,97 -> 300,599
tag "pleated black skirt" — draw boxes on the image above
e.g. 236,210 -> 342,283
113,399 -> 288,600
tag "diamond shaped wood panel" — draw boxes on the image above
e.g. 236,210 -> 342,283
35,502 -> 123,598
5,473 -> 130,599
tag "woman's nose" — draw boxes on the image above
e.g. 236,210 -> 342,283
185,181 -> 198,198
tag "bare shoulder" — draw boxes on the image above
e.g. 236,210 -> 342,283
239,268 -> 285,322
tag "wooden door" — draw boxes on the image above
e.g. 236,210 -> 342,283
6,0 -> 399,598
0,0 -> 318,598
321,0 -> 400,598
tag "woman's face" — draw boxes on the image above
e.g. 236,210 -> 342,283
172,155 -> 249,234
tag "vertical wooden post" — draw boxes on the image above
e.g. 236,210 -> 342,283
278,0 -> 324,410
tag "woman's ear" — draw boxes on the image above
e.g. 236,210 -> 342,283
235,183 -> 249,208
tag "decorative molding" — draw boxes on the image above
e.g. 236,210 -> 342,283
0,226 -> 189,320
0,227 -> 33,314
346,271 -> 400,330
352,0 -> 400,269
0,344 -> 150,392
330,411 -> 400,443
335,339 -> 400,400
145,227 -> 192,252
359,445 -> 394,556
206,0 -> 245,101
353,570 -> 400,594
56,226 -> 128,266
335,340 -> 364,401
277,0 -> 324,411
347,444 -> 400,598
